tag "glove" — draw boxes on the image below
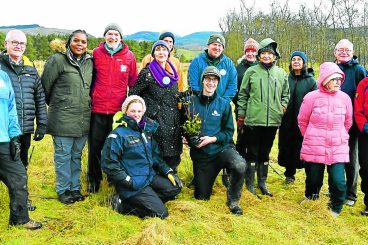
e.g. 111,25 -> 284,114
10,137 -> 21,161
237,116 -> 245,129
33,125 -> 46,141
167,172 -> 183,188
121,175 -> 133,189
364,123 -> 368,135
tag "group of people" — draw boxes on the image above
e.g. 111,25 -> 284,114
1,22 -> 368,230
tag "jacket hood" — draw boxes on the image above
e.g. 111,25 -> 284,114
258,38 -> 280,58
317,62 -> 345,92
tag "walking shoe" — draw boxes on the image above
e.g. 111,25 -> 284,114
361,207 -> 368,216
27,199 -> 36,211
58,190 -> 75,204
259,186 -> 273,197
71,190 -> 85,202
344,199 -> 355,207
227,201 -> 243,215
108,193 -> 121,212
285,177 -> 295,184
331,210 -> 339,217
22,219 -> 42,230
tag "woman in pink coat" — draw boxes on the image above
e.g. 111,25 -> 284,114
298,62 -> 352,216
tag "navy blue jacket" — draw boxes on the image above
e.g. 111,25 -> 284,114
101,115 -> 172,199
188,92 -> 234,160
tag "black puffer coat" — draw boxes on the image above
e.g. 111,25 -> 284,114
0,54 -> 47,134
278,68 -> 317,168
129,67 -> 182,158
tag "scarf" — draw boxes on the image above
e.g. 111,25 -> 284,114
148,59 -> 178,88
104,42 -> 123,56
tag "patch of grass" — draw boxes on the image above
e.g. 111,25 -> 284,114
1,133 -> 368,244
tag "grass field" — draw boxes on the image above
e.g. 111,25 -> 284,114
1,134 -> 368,244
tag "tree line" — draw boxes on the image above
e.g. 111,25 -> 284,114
220,0 -> 368,69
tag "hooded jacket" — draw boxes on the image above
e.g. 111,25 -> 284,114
91,41 -> 138,115
0,54 -> 47,134
188,51 -> 237,102
354,77 -> 368,132
298,63 -> 352,164
101,114 -> 172,200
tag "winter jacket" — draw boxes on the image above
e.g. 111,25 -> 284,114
0,54 -> 47,134
233,58 -> 258,109
354,77 -> 368,132
298,76 -> 352,165
141,54 -> 184,92
237,63 -> 289,126
188,51 -> 237,102
129,67 -> 182,158
337,56 -> 367,103
188,92 -> 234,160
41,51 -> 93,137
0,70 -> 21,142
278,68 -> 317,167
101,114 -> 172,200
91,41 -> 138,115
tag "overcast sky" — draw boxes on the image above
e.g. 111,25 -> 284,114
1,0 -> 311,37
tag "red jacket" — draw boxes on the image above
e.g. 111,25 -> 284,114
354,77 -> 368,132
91,42 -> 138,114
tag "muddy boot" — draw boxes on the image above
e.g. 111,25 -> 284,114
227,200 -> 243,215
245,162 -> 256,195
257,162 -> 273,196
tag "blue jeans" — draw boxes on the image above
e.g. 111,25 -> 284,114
53,136 -> 87,195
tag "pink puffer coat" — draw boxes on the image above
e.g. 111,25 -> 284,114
298,62 -> 352,165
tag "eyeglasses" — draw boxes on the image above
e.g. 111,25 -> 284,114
204,77 -> 219,83
336,49 -> 352,54
8,40 -> 27,48
330,77 -> 343,82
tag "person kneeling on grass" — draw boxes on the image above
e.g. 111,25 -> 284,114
186,66 -> 246,215
298,62 -> 352,217
101,95 -> 182,219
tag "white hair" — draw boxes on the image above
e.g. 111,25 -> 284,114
335,39 -> 353,51
5,29 -> 27,42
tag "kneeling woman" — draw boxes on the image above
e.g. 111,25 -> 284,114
101,95 -> 182,219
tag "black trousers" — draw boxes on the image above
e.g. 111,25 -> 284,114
88,113 -> 114,185
0,142 -> 29,225
19,133 -> 32,169
358,132 -> 368,207
117,175 -> 181,219
243,126 -> 278,163
345,126 -> 359,201
163,155 -> 181,173
191,147 -> 246,201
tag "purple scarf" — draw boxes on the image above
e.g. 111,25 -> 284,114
148,59 -> 179,88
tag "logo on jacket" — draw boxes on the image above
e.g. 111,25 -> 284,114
220,69 -> 226,76
120,65 -> 127,72
212,110 -> 220,116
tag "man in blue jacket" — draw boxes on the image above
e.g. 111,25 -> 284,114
334,39 -> 367,206
0,70 -> 41,230
186,66 -> 246,215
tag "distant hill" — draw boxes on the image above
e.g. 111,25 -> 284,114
0,24 -> 220,51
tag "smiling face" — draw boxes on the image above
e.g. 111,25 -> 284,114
153,45 -> 169,65
259,51 -> 275,64
207,42 -> 224,59
203,75 -> 219,96
104,30 -> 121,49
324,74 -> 343,93
126,102 -> 144,123
5,30 -> 27,63
291,56 -> 304,72
245,50 -> 257,62
70,32 -> 88,58
334,41 -> 353,64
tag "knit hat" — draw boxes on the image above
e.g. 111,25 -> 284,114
104,23 -> 123,38
207,34 -> 225,48
291,51 -> 307,64
151,40 -> 171,57
202,66 -> 221,81
317,62 -> 345,87
121,95 -> 146,114
159,31 -> 175,44
244,38 -> 259,52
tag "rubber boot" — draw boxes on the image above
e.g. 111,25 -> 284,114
245,162 -> 256,195
257,162 -> 273,196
